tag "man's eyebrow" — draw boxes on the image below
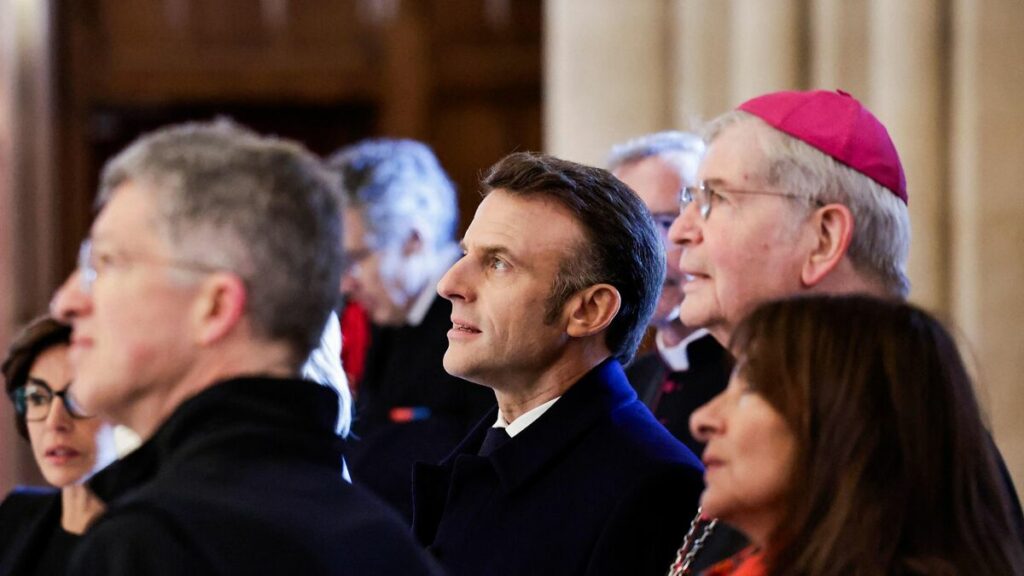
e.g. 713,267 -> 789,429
459,242 -> 520,265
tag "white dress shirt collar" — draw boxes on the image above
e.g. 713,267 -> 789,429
656,328 -> 712,373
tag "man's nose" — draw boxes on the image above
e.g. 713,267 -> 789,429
667,202 -> 703,248
50,270 -> 91,323
437,257 -> 469,302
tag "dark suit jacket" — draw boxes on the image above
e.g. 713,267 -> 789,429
412,359 -> 705,576
69,377 -> 443,576
0,487 -> 77,576
625,333 -> 731,457
349,295 -> 495,520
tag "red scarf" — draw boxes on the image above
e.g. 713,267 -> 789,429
701,546 -> 765,576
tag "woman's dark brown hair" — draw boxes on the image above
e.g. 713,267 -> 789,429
2,316 -> 72,439
731,295 -> 1024,575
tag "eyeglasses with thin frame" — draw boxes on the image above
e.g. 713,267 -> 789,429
77,239 -> 224,294
680,180 -> 818,221
9,381 -> 92,421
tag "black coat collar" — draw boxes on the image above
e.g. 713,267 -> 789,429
89,376 -> 344,504
433,358 -> 634,493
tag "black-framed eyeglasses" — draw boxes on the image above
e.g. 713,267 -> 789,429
680,180 -> 817,221
77,239 -> 224,294
9,381 -> 92,421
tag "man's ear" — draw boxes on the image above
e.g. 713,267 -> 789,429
801,203 -> 854,287
565,284 -> 621,338
192,272 -> 247,346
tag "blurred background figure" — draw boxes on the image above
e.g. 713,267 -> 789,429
0,316 -> 116,576
608,131 -> 730,457
327,138 -> 494,520
680,295 -> 1024,576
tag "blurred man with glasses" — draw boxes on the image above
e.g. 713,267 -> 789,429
49,121 -> 442,575
326,139 -> 493,521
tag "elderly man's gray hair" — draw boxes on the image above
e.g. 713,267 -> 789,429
97,119 -> 343,363
606,130 -> 706,173
706,111 -> 911,298
327,138 -> 458,251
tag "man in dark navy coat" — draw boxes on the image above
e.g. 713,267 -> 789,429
49,121 -> 443,575
412,152 -> 705,576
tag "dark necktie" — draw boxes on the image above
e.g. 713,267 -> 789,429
478,427 -> 511,456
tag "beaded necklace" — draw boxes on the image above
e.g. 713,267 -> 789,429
665,507 -> 718,576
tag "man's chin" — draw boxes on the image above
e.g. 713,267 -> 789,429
678,304 -> 712,332
441,355 -> 483,385
67,379 -> 108,419
441,355 -> 466,379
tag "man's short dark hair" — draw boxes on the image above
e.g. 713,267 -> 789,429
481,152 -> 665,364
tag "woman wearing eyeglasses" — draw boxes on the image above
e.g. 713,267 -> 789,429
0,316 -> 115,576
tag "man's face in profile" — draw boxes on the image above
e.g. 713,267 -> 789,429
436,189 -> 584,388
341,207 -> 418,326
671,121 -> 809,341
50,182 -> 202,427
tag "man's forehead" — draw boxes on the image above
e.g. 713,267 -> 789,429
90,182 -> 161,245
615,156 -> 684,210
698,121 -> 769,185
464,190 -> 583,258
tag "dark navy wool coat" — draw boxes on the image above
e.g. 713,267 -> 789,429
413,359 -> 705,576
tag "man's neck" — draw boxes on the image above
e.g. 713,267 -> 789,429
707,270 -> 896,349
123,341 -> 297,440
492,344 -> 609,425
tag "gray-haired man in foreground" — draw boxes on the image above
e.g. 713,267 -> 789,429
51,121 -> 443,575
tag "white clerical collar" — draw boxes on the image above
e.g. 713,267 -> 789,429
406,245 -> 461,326
492,396 -> 561,438
656,328 -> 713,372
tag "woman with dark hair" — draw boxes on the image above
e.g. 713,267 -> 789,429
674,295 -> 1024,575
0,316 -> 115,576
